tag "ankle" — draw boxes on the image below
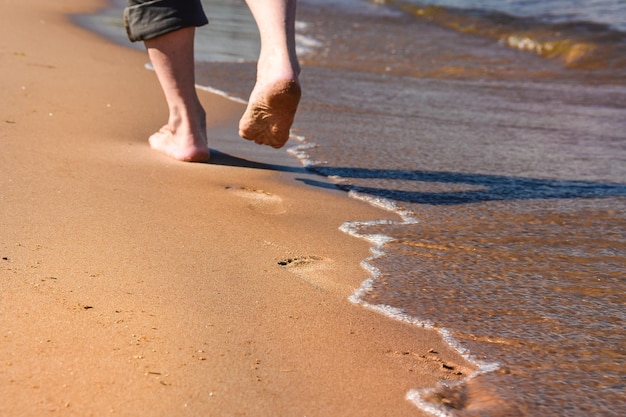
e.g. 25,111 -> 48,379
257,52 -> 299,85
167,104 -> 205,134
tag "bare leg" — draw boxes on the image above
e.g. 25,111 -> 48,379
145,27 -> 209,162
240,0 -> 301,149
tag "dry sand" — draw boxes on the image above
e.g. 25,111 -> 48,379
0,1 -> 473,415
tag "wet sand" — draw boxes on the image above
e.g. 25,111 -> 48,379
0,1 -> 472,415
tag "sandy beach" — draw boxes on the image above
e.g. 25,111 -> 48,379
0,1 -> 473,415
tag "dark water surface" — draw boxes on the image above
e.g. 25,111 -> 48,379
82,0 -> 626,415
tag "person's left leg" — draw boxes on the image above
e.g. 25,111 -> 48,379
124,0 -> 209,162
144,27 -> 209,162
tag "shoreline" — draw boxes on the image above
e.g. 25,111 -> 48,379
186,3 -> 626,416
0,1 -> 473,416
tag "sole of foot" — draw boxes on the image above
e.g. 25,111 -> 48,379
239,79 -> 301,149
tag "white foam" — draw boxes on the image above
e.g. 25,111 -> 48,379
347,190 -> 418,224
406,389 -> 457,417
295,33 -> 323,56
339,195 -> 501,416
294,19 -> 323,58
503,35 -> 550,55
195,84 -> 247,104
286,141 -> 326,168
406,356 -> 502,417
294,20 -> 309,31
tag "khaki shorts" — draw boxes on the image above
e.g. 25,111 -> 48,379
124,0 -> 208,42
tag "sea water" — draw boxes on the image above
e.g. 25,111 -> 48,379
81,0 -> 626,415
399,0 -> 626,31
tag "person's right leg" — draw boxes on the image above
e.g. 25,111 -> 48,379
240,0 -> 301,149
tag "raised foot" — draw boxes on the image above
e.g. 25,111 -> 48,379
148,127 -> 210,163
239,79 -> 301,149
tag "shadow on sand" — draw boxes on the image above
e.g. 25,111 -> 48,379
210,151 -> 626,205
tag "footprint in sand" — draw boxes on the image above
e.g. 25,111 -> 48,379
385,349 -> 472,378
225,186 -> 286,215
277,255 -> 324,268
278,255 -> 346,294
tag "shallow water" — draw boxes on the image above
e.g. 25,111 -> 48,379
391,0 -> 626,81
402,0 -> 626,31
84,0 -> 626,415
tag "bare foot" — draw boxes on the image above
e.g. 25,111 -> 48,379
148,126 -> 210,163
239,78 -> 301,149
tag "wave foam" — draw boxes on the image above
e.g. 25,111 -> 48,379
339,189 -> 500,417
